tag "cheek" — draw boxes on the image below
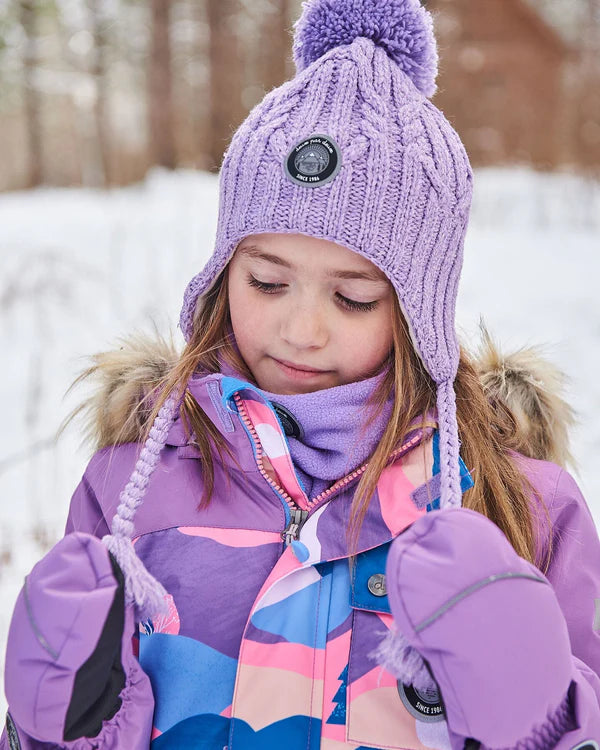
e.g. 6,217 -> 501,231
344,310 -> 393,357
228,282 -> 268,351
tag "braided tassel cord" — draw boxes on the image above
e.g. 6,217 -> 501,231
436,378 -> 463,509
378,377 -> 463,689
103,390 -> 182,621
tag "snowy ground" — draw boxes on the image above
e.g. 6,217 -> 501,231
1,166 -> 599,716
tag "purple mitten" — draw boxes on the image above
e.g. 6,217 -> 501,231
3,532 -> 153,747
384,508 -> 578,748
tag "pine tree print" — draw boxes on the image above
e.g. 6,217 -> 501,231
326,664 -> 348,725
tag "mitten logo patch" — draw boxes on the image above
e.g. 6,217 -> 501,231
398,681 -> 445,722
284,135 -> 342,188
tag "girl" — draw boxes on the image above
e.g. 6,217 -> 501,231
3,0 -> 600,748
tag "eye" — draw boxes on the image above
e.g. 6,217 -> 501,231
337,294 -> 379,312
247,275 -> 379,312
247,276 -> 284,294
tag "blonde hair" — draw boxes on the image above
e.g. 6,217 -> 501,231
134,266 -> 550,570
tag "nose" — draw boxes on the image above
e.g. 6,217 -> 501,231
280,296 -> 329,350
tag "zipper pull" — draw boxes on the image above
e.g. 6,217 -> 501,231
282,508 -> 309,546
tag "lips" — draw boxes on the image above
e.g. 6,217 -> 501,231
273,358 -> 330,374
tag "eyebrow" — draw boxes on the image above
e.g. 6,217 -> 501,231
238,246 -> 386,282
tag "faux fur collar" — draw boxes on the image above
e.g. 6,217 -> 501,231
62,323 -> 576,469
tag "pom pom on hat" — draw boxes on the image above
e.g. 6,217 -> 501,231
293,0 -> 439,97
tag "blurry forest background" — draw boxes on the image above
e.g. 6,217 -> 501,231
1,0 -> 600,191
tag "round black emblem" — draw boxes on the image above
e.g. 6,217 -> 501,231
284,134 -> 342,188
398,681 -> 445,723
271,402 -> 304,440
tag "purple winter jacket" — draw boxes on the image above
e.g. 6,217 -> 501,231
2,371 -> 600,749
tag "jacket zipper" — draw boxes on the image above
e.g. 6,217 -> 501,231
233,392 -> 432,543
233,392 -> 299,514
282,508 -> 310,545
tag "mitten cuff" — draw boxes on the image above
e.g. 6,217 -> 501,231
492,689 -> 576,750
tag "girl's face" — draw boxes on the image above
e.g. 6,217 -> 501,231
227,233 -> 395,394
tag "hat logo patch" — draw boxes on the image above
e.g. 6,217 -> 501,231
285,134 -> 342,188
296,143 -> 328,175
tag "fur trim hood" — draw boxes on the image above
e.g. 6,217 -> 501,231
61,323 -> 577,471
473,324 -> 576,470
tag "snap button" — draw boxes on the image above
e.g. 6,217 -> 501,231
270,401 -> 304,440
367,573 -> 387,597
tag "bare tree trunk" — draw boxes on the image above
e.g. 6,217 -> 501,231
20,0 -> 43,187
89,0 -> 110,185
207,0 -> 244,172
573,0 -> 600,174
149,0 -> 177,169
258,0 -> 290,93
190,0 -> 211,170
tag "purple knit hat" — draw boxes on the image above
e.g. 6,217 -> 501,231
103,0 -> 473,690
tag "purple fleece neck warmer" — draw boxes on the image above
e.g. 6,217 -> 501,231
218,352 -> 394,497
261,374 -> 393,497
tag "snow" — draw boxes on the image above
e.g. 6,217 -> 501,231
1,165 -> 599,717
523,0 -> 592,44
